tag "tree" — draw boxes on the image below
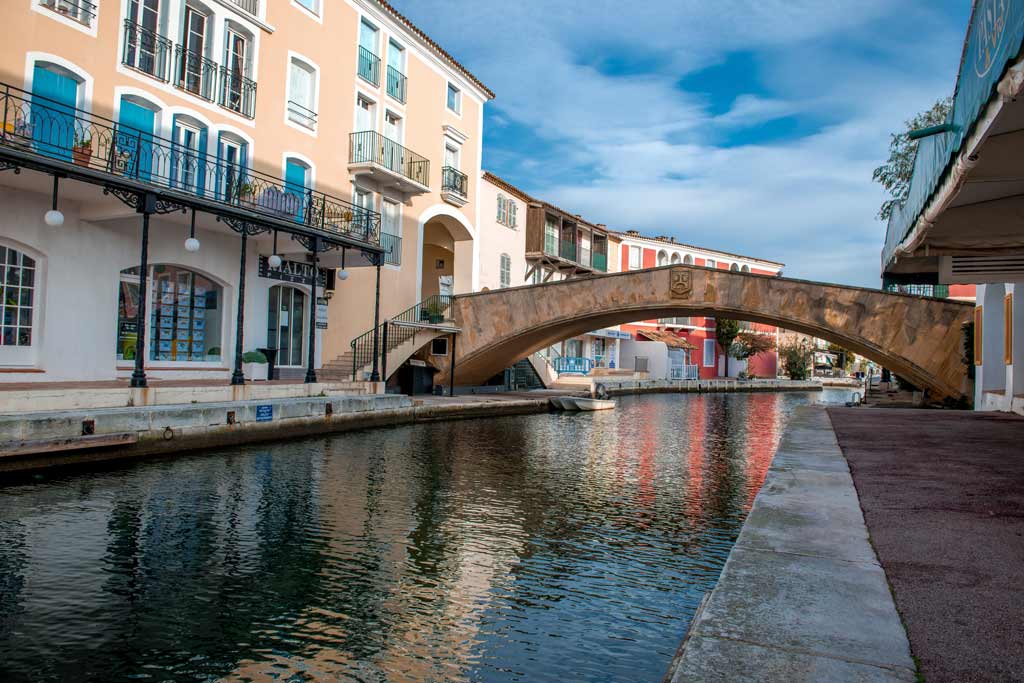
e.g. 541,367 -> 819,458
779,339 -> 813,380
715,319 -> 740,377
826,342 -> 854,373
732,332 -> 776,367
872,97 -> 952,221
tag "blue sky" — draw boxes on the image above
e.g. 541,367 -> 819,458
401,1 -> 971,286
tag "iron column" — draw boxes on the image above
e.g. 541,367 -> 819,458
369,258 -> 382,382
305,237 -> 319,383
130,207 -> 151,388
449,332 -> 456,397
230,231 -> 247,385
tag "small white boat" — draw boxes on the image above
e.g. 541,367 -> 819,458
570,397 -> 616,411
555,396 -> 580,410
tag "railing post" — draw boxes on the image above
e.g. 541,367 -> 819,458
369,258 -> 382,382
230,231 -> 247,386
305,237 -> 319,383
130,206 -> 151,388
2,84 -> 9,142
381,320 -> 388,382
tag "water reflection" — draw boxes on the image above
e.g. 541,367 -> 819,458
0,390 -> 848,682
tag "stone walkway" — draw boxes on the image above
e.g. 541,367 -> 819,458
829,407 -> 1024,683
668,406 -> 917,682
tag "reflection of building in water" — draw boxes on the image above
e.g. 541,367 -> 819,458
742,393 -> 782,509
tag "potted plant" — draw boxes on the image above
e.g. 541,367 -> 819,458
424,298 -> 445,324
236,180 -> 256,204
242,350 -> 268,381
72,135 -> 93,167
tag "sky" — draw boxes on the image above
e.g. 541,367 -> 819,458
400,0 -> 972,287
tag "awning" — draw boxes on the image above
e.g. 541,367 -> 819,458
637,329 -> 697,350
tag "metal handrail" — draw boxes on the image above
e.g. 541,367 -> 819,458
386,65 -> 407,103
287,100 -> 317,128
358,46 -> 380,86
174,44 -> 219,102
441,166 -> 467,197
0,81 -> 380,245
350,295 -> 452,380
122,20 -> 173,82
380,232 -> 401,266
349,130 -> 429,187
553,357 -> 593,375
41,0 -> 97,25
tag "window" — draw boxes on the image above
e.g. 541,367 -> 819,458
284,158 -> 311,220
287,58 -> 317,129
683,254 -> 693,265
444,143 -> 460,170
125,0 -> 161,75
496,194 -> 517,228
500,254 -> 511,288
544,216 -> 559,254
1,246 -> 36,348
180,6 -> 209,97
268,285 -> 306,367
446,83 -> 461,114
741,264 -> 750,273
216,133 -> 246,201
39,0 -> 97,28
671,252 -> 681,264
294,0 -> 318,15
703,339 -> 716,367
120,265 -> 223,362
358,19 -> 380,85
223,27 -> 250,115
628,246 -> 641,270
657,250 -> 668,267
355,95 -> 375,133
705,259 -> 716,269
171,116 -> 207,193
431,337 -> 448,356
386,39 -> 406,101
730,263 -> 739,272
382,198 -> 400,236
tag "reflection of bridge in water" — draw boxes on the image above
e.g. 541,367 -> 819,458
443,265 -> 973,401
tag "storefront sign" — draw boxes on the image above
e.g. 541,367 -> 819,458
589,328 -> 632,340
315,297 -> 329,330
255,405 -> 273,422
258,256 -> 327,287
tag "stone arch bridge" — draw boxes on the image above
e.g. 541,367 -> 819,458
446,266 -> 974,400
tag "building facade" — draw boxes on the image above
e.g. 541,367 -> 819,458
0,0 -> 492,383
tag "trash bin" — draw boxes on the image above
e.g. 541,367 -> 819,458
258,347 -> 278,380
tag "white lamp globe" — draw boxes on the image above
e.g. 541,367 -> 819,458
338,269 -> 349,281
184,237 -> 201,252
268,253 -> 283,269
44,210 -> 64,227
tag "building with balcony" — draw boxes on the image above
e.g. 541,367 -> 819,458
525,200 -> 610,281
0,0 -> 492,384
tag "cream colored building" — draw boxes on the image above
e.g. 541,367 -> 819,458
0,0 -> 491,383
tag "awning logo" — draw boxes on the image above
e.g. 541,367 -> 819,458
974,0 -> 1008,78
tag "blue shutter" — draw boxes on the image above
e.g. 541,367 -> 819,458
196,126 -> 208,197
31,66 -> 78,161
117,99 -> 156,181
170,114 -> 181,188
284,159 -> 308,222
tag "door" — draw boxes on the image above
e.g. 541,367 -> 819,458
218,136 -> 243,201
31,66 -> 77,161
359,20 -> 378,54
383,112 -> 402,172
358,20 -> 379,82
268,286 -> 305,366
181,7 -> 207,96
223,30 -> 247,112
126,0 -> 161,75
117,99 -> 156,181
171,119 -> 204,193
285,159 -> 309,221
354,97 -> 375,162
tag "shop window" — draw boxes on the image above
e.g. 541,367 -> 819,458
117,265 -> 223,362
268,285 -> 306,367
1,246 -> 36,348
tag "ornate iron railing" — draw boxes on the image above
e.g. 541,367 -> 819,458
174,44 -> 218,102
670,364 -> 699,380
349,130 -> 429,187
40,0 -> 97,26
122,20 -> 173,81
386,65 -> 406,103
441,166 -> 467,197
350,295 -> 452,380
358,46 -> 380,86
287,100 -> 317,129
219,67 -> 257,118
380,232 -> 401,266
226,0 -> 259,16
0,82 -> 379,245
553,357 -> 592,375
884,283 -> 949,298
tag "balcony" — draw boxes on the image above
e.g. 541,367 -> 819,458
226,0 -> 259,17
559,238 -> 576,262
348,130 -> 430,195
386,65 -> 407,103
592,252 -> 607,272
358,46 -> 381,86
381,232 -> 402,266
0,82 -> 380,249
286,100 -> 317,130
440,166 -> 467,207
120,21 -> 257,119
40,0 -> 97,27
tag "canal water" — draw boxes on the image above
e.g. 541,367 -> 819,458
0,389 -> 850,683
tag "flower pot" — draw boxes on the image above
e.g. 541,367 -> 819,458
72,145 -> 93,167
243,362 -> 268,381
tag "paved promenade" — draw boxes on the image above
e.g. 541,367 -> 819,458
829,408 -> 1024,683
668,406 -> 917,682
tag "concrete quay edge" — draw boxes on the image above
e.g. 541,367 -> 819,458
666,405 -> 917,683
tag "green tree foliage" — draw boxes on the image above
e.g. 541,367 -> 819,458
872,97 -> 952,221
715,319 -> 741,376
779,339 -> 813,380
732,332 -> 776,362
826,342 -> 854,371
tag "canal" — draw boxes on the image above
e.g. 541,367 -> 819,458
0,389 -> 850,682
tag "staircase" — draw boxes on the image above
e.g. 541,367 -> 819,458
319,295 -> 456,382
511,358 -> 545,390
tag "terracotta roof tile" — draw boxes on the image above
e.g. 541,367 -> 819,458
637,329 -> 697,350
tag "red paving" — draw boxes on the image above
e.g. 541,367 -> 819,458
828,407 -> 1024,683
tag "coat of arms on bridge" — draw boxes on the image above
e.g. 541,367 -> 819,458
670,268 -> 692,299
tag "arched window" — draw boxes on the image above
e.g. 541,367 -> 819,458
500,253 -> 511,288
730,263 -> 739,272
1,246 -> 37,348
268,285 -> 306,366
657,250 -> 668,267
741,264 -> 750,273
683,254 -> 693,265
670,252 -> 681,264
117,265 -> 223,362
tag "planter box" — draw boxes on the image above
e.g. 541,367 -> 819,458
243,362 -> 268,381
72,146 -> 93,167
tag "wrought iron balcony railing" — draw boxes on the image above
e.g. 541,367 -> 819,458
0,83 -> 379,246
349,131 -> 429,188
350,295 -> 452,380
120,22 -> 256,119
386,65 -> 406,103
358,46 -> 381,86
40,0 -> 97,26
287,100 -> 317,129
226,0 -> 259,16
884,283 -> 949,299
380,232 -> 401,266
441,166 -> 467,197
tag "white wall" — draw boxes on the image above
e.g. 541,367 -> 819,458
976,282 -> 1022,413
476,176 -> 527,291
619,340 -> 669,379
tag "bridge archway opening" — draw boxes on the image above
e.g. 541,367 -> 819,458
419,206 -> 474,298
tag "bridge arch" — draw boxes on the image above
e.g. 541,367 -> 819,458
448,265 -> 974,399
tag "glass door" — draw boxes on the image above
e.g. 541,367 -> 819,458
223,29 -> 247,112
126,0 -> 161,75
268,286 -> 306,366
181,7 -> 207,96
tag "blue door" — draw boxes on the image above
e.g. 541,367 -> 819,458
117,99 -> 156,181
284,159 -> 308,222
31,66 -> 78,162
